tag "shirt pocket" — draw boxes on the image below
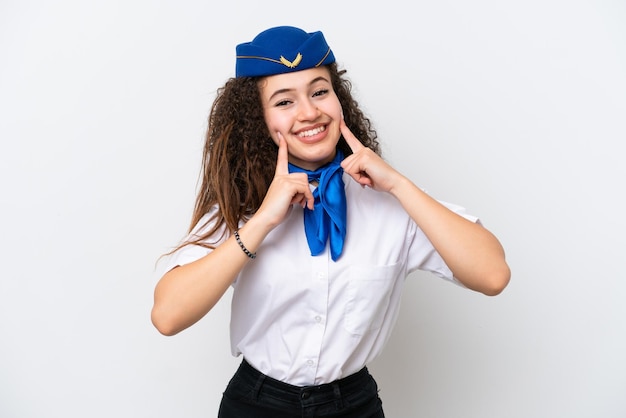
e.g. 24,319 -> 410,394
343,262 -> 400,336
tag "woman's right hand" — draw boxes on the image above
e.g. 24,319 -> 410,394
255,133 -> 314,229
152,134 -> 315,336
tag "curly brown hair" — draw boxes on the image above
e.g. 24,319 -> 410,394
185,62 -> 380,248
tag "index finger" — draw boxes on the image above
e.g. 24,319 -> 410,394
340,119 -> 365,153
275,132 -> 290,176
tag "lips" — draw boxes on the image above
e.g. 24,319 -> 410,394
297,125 -> 326,138
293,124 -> 330,145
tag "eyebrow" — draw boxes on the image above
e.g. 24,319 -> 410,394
267,76 -> 330,102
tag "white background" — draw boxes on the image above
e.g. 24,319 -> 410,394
1,0 -> 625,417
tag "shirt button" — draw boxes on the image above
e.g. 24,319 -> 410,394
306,359 -> 315,367
317,272 -> 326,280
314,315 -> 322,323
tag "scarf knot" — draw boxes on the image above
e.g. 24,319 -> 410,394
288,150 -> 346,261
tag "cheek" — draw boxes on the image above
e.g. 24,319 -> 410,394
332,98 -> 344,119
265,126 -> 280,147
319,97 -> 343,120
263,108 -> 278,129
264,111 -> 290,142
262,113 -> 277,145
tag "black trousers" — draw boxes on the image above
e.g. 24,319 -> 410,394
218,359 -> 385,417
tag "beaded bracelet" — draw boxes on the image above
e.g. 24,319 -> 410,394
234,230 -> 256,259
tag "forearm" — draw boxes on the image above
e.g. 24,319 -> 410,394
151,217 -> 271,335
390,176 -> 510,295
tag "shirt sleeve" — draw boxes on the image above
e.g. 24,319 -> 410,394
406,198 -> 480,286
154,207 -> 228,277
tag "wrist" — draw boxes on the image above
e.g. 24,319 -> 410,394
234,230 -> 256,259
388,174 -> 414,199
234,212 -> 276,255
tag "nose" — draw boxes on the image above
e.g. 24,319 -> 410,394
298,98 -> 320,121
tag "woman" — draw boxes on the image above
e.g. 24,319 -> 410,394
152,25 -> 510,417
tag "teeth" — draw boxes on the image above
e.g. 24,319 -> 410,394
298,125 -> 325,137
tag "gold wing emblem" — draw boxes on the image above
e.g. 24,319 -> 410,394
279,53 -> 303,68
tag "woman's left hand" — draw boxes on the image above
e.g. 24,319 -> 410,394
341,121 -> 510,296
340,120 -> 401,193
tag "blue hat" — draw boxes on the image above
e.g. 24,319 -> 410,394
236,26 -> 335,78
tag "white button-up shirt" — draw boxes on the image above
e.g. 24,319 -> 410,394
161,174 -> 478,386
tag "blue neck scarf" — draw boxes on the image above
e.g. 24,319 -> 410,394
288,150 -> 346,261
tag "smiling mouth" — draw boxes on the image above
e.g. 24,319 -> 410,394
297,125 -> 326,138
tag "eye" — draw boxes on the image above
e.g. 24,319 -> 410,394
312,89 -> 329,98
275,99 -> 292,107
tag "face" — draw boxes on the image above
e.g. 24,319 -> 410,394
259,67 -> 343,170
